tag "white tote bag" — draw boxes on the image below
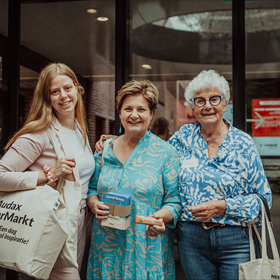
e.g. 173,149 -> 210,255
46,129 -> 82,269
0,186 -> 68,280
0,128 -> 82,279
239,200 -> 280,280
0,130 -> 70,279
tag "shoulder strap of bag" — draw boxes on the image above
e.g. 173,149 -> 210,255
260,199 -> 279,260
255,193 -> 272,225
46,128 -> 64,159
252,193 -> 272,258
250,200 -> 279,261
101,139 -> 112,169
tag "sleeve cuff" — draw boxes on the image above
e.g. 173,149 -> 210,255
162,204 -> 180,229
87,190 -> 98,199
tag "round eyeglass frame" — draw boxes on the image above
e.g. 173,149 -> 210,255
192,95 -> 223,107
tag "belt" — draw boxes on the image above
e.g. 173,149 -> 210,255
190,221 -> 228,230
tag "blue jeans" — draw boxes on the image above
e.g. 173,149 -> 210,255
174,221 -> 250,280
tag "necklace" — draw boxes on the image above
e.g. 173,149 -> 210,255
203,125 -> 227,145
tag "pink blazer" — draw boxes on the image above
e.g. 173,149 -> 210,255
0,115 -> 92,192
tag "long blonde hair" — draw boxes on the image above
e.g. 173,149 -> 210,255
5,62 -> 88,151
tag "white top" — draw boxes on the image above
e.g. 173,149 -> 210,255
62,127 -> 95,208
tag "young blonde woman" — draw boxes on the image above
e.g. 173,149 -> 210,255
0,62 -> 95,279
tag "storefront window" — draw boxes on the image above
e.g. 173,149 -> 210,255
245,0 -> 280,258
245,1 -> 280,189
1,1 -> 280,279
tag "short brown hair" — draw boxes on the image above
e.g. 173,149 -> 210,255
116,80 -> 159,113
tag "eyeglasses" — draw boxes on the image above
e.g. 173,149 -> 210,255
192,95 -> 223,107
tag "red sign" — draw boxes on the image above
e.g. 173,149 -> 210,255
252,99 -> 280,137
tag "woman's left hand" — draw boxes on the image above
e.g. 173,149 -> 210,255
188,200 -> 226,221
146,213 -> 165,237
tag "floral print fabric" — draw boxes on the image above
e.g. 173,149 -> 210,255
168,119 -> 271,226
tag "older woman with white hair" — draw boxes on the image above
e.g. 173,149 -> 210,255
169,69 -> 271,280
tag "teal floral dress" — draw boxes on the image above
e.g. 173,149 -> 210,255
87,132 -> 182,280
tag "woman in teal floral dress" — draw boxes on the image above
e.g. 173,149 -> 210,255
86,80 -> 182,280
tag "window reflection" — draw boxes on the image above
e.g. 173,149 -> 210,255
153,9 -> 280,33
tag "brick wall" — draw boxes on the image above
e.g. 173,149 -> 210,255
87,80 -> 115,150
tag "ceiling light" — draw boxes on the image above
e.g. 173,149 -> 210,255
97,17 -> 108,21
87,9 -> 97,14
142,64 -> 152,69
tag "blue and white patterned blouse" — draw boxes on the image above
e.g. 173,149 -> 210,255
87,131 -> 182,279
168,119 -> 271,227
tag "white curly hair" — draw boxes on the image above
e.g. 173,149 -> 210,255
184,70 -> 230,108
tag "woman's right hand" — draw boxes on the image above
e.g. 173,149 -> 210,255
51,156 -> 76,180
95,134 -> 116,153
91,201 -> 110,221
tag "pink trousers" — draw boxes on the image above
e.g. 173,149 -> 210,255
48,207 -> 87,280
